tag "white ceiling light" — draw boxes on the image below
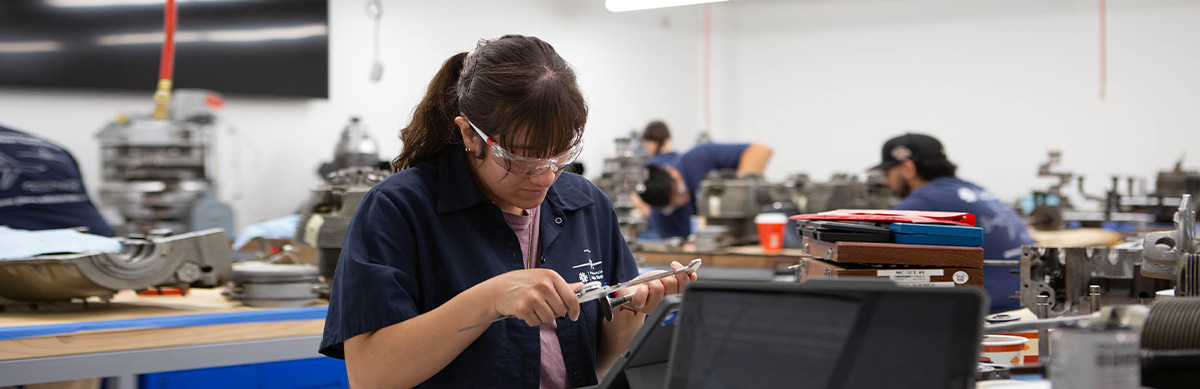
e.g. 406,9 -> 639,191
605,0 -> 731,12
46,0 -> 232,8
96,24 -> 327,45
0,41 -> 61,53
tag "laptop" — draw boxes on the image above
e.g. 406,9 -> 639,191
598,294 -> 684,389
664,279 -> 986,389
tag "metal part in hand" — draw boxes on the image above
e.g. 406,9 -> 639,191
456,259 -> 702,332
575,258 -> 701,305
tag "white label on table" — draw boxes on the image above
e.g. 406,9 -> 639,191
895,282 -> 956,288
953,271 -> 970,284
884,275 -> 931,282
877,269 -> 945,276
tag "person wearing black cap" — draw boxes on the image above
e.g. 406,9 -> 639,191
875,133 -> 1034,313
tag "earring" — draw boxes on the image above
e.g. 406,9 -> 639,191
465,146 -> 472,153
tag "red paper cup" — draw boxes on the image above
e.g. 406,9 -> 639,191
755,213 -> 787,253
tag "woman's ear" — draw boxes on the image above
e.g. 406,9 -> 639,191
454,116 -> 474,146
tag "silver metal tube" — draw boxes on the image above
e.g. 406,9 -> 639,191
1037,294 -> 1053,360
983,313 -> 1100,334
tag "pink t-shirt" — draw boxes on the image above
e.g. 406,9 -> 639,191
503,206 -> 568,389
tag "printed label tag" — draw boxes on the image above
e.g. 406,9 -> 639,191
877,269 -> 945,276
895,282 -> 955,288
884,275 -> 931,282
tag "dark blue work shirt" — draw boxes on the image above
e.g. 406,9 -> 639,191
0,125 -> 114,236
647,151 -> 677,166
319,147 -> 639,388
893,176 -> 1035,313
649,143 -> 748,239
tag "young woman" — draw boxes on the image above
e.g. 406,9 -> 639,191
319,35 -> 695,388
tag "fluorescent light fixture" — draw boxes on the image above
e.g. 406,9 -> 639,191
96,24 -> 327,46
0,41 -> 62,53
205,25 -> 328,42
605,0 -> 731,12
47,0 -> 231,8
98,32 -> 203,46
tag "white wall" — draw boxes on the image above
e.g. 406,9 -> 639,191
0,0 -> 707,232
712,0 -> 1200,206
5,0 -> 1199,233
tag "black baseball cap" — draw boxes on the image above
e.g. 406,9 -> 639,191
871,133 -> 948,171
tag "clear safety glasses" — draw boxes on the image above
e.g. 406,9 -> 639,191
466,119 -> 583,177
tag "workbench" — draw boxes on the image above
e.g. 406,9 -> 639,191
0,245 -> 997,388
637,245 -> 805,269
0,289 -> 333,389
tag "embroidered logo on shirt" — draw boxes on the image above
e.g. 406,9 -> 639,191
957,187 -> 979,203
572,250 -> 604,283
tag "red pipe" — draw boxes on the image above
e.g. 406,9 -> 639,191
702,3 -> 712,135
1099,0 -> 1107,100
159,0 -> 177,81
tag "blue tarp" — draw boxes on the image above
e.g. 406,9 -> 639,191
0,305 -> 328,341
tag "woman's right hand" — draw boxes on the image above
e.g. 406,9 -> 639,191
480,269 -> 581,327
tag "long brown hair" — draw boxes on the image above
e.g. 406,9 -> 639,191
392,35 -> 588,171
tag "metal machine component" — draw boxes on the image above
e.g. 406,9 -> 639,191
1040,151 -> 1074,197
1140,297 -> 1200,388
296,166 -> 388,297
1021,246 -> 1173,318
0,229 -> 232,303
693,225 -> 732,251
803,172 -> 898,214
96,89 -> 234,236
696,171 -> 777,244
293,117 -> 388,298
1143,194 -> 1200,296
317,116 -> 385,179
457,259 -> 701,332
1049,324 -> 1142,389
1155,159 -> 1200,197
592,131 -> 647,243
224,262 -> 320,308
1141,298 -> 1200,351
1036,294 -> 1053,359
1024,151 -> 1199,230
1026,151 -> 1076,230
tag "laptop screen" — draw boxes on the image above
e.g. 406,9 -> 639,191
666,280 -> 984,389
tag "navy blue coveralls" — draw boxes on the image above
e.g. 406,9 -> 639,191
319,147 -> 639,388
649,143 -> 749,239
893,176 -> 1036,313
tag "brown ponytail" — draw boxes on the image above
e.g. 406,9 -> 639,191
392,35 -> 588,173
392,52 -> 469,172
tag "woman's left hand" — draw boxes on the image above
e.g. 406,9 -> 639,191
624,261 -> 698,314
